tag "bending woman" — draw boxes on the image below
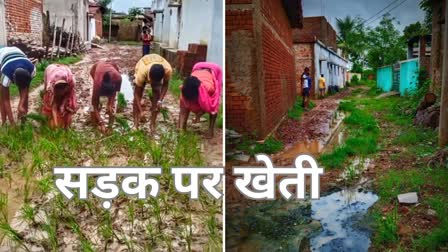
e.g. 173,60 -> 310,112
179,62 -> 222,138
42,64 -> 77,129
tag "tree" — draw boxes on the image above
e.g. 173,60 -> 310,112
128,7 -> 143,21
336,16 -> 367,72
403,21 -> 427,41
365,14 -> 406,70
419,0 -> 432,32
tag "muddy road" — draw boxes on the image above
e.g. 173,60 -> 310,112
14,44 -> 223,167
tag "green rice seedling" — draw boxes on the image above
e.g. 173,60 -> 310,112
37,176 -> 53,196
146,88 -> 153,99
0,221 -> 28,251
0,193 -> 8,222
149,198 -> 163,232
168,71 -> 183,98
149,142 -> 163,166
128,200 -> 135,234
117,92 -> 127,111
99,211 -> 113,246
160,107 -> 169,121
41,214 -> 58,251
19,204 -> 36,226
26,113 -> 47,125
115,115 -> 131,132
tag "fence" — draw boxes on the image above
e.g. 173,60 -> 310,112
376,58 -> 419,96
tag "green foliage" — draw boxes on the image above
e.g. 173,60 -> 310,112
403,21 -> 428,41
237,136 -> 284,155
117,92 -> 127,111
288,97 -> 315,121
374,206 -> 399,245
128,7 -> 143,21
339,101 -> 356,112
366,14 -> 406,70
336,16 -> 367,69
350,75 -> 360,85
169,71 -> 183,98
419,0 -> 432,31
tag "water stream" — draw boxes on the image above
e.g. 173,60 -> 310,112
120,74 -> 134,102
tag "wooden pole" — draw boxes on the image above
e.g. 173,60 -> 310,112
109,1 -> 112,43
56,18 -> 65,58
440,0 -> 448,147
50,17 -> 58,59
69,18 -> 75,56
66,25 -> 72,57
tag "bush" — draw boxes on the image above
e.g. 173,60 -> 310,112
351,75 -> 360,85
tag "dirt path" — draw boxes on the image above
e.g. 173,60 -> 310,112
12,44 -> 222,166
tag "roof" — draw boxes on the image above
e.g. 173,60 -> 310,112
282,0 -> 303,28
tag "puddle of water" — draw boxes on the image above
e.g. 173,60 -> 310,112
310,188 -> 379,252
120,74 -> 134,102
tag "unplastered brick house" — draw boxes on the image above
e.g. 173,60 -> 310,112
293,16 -> 349,97
226,0 -> 303,139
0,0 -> 44,47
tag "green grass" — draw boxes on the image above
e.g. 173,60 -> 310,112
117,92 -> 127,111
373,205 -> 399,245
287,97 -> 315,121
319,101 -> 379,169
237,136 -> 284,155
169,71 -> 183,98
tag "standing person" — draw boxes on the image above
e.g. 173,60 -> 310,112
301,67 -> 312,109
318,74 -> 326,98
42,64 -> 77,129
0,46 -> 35,125
141,28 -> 152,56
90,61 -> 122,133
133,54 -> 172,133
178,62 -> 222,138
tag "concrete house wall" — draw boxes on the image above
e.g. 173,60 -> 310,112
44,0 -> 89,42
0,0 -> 6,46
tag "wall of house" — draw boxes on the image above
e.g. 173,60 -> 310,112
293,43 -> 314,94
226,0 -> 260,135
4,0 -> 43,46
178,0 -> 214,51
227,0 -> 297,139
293,16 -> 337,50
94,11 -> 102,37
313,41 -> 348,93
207,0 -> 223,66
0,0 -> 6,46
43,0 -> 89,41
260,0 -> 296,136
153,12 -> 163,42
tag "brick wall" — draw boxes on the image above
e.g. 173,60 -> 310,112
293,43 -> 314,95
226,0 -> 298,138
260,0 -> 296,135
226,0 -> 261,135
95,12 -> 103,37
293,16 -> 337,50
5,0 -> 43,46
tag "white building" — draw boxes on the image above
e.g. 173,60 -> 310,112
43,0 -> 90,42
151,0 -> 223,67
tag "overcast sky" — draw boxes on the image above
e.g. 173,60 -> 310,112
302,0 -> 425,33
112,0 -> 152,13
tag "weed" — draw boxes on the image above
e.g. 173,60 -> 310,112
339,101 -> 356,112
117,92 -> 127,111
253,137 -> 283,155
374,205 -> 399,245
19,204 -> 36,225
287,97 -> 305,121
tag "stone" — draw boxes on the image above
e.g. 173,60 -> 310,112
397,192 -> 418,204
233,154 -> 250,162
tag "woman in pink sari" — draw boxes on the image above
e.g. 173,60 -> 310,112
42,64 -> 77,129
179,62 -> 222,138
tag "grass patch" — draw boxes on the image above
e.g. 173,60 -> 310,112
287,97 -> 315,121
237,136 -> 284,155
169,71 -> 183,98
339,100 -> 356,112
373,206 -> 399,245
